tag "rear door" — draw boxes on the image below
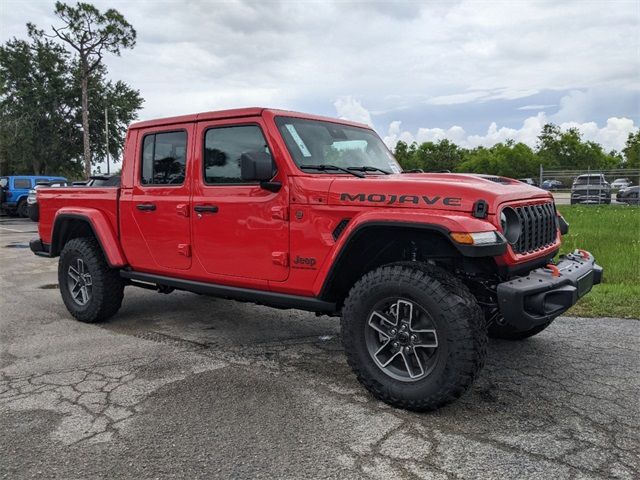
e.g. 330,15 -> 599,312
12,177 -> 32,195
191,118 -> 289,281
123,125 -> 194,271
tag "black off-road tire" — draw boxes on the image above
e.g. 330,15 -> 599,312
341,262 -> 487,411
28,203 -> 39,222
58,236 -> 124,323
17,199 -> 28,218
488,320 -> 552,340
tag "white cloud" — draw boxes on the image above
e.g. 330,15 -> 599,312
334,96 -> 373,126
2,0 -> 637,122
383,114 -> 637,152
1,0 -> 637,138
427,92 -> 489,106
518,104 -> 557,111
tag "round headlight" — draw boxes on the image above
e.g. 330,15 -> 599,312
500,207 -> 522,244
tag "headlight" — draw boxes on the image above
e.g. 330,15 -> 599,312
500,207 -> 522,244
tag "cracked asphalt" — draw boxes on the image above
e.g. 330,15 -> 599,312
1,217 -> 639,479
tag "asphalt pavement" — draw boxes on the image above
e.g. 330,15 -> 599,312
1,217 -> 638,479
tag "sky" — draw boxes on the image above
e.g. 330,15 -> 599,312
1,0 -> 639,153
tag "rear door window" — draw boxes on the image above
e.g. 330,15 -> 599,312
141,131 -> 188,185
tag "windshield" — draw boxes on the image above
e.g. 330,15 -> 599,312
574,176 -> 605,185
275,116 -> 401,174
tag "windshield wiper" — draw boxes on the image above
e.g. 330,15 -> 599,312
347,166 -> 391,175
299,164 -> 365,178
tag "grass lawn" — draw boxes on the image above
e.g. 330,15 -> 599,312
557,205 -> 640,319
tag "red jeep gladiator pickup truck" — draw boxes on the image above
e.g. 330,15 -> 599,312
31,108 -> 602,411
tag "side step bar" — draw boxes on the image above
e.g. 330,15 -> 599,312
120,270 -> 336,314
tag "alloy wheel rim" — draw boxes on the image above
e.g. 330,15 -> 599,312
365,298 -> 440,382
67,258 -> 92,306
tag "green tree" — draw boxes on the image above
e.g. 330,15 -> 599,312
622,130 -> 640,168
393,140 -> 412,168
0,34 -> 82,176
457,141 -> 540,178
35,1 -> 136,178
536,123 -> 617,170
84,65 -> 143,168
393,139 -> 464,172
0,24 -> 142,177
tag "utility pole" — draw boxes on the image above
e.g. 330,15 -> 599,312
105,107 -> 110,175
539,164 -> 543,187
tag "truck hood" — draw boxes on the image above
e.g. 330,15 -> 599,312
326,173 -> 552,213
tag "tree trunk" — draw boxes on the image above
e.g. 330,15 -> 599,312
81,74 -> 91,179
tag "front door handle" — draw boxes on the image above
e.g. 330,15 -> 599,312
136,203 -> 156,211
194,204 -> 219,213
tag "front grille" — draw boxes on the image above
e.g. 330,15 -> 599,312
512,202 -> 557,254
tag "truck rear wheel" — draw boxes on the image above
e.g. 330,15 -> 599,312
341,263 -> 487,411
488,320 -> 552,340
58,237 -> 124,323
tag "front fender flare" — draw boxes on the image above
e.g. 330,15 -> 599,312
51,208 -> 127,267
313,209 -> 505,295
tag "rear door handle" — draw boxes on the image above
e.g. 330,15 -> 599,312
136,203 -> 156,211
194,204 -> 219,213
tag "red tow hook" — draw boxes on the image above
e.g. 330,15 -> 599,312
546,264 -> 561,277
578,249 -> 590,260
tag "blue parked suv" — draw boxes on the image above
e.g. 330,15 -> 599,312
1,175 -> 67,217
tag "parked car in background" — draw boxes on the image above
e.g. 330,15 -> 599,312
27,180 -> 70,222
518,178 -> 538,187
616,186 -> 640,205
570,174 -> 611,204
541,179 -> 563,190
1,175 -> 67,217
610,178 -> 633,190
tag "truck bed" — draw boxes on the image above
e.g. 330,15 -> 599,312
37,187 -> 119,245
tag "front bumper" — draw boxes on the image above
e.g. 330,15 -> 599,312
571,191 -> 610,203
497,250 -> 602,330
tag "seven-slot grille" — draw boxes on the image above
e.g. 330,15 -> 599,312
511,202 -> 558,254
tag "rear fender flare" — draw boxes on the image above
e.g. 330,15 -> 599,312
51,209 -> 127,267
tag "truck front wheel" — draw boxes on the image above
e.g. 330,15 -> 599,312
341,263 -> 487,411
58,237 -> 124,323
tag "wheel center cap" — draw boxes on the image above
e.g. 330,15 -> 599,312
398,332 -> 410,345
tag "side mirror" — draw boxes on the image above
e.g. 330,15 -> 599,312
240,151 -> 275,182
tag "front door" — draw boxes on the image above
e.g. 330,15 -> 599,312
191,119 -> 289,282
125,126 -> 193,271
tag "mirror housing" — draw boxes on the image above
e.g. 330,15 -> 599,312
240,151 -> 275,182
